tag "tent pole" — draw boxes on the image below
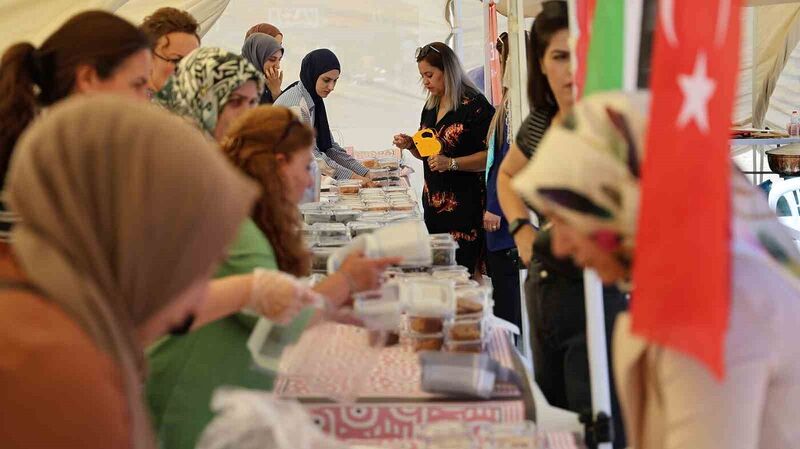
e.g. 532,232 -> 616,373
507,0 -> 528,134
454,0 -> 465,61
483,1 -> 494,97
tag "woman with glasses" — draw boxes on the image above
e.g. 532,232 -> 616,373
393,42 -> 494,276
139,7 -> 200,97
275,48 -> 371,181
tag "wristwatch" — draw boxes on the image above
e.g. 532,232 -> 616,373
508,218 -> 532,237
449,157 -> 459,171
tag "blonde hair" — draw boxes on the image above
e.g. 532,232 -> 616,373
417,42 -> 480,111
221,106 -> 315,276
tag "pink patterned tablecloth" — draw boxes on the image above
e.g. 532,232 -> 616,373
274,324 -> 534,442
274,324 -> 520,400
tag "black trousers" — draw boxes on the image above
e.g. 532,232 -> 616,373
526,260 -> 628,449
486,248 -> 521,330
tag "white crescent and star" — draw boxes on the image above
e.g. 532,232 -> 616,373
660,0 -> 731,48
676,52 -> 717,134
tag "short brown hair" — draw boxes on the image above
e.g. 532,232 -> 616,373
140,7 -> 199,49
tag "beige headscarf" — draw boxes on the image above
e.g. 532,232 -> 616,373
5,95 -> 259,449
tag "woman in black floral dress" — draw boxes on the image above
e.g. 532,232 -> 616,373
394,42 -> 494,274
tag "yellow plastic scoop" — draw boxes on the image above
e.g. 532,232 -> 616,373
413,128 -> 443,157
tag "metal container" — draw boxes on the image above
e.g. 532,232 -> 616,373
766,144 -> 800,176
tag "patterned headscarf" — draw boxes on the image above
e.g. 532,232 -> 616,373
156,47 -> 265,135
513,91 -> 800,274
513,92 -> 647,252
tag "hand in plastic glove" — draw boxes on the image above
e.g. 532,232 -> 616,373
337,251 -> 402,294
249,268 -> 324,324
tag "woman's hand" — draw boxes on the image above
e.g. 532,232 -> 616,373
483,211 -> 502,232
393,133 -> 414,150
513,226 -> 536,267
428,154 -> 451,172
265,66 -> 283,97
336,252 -> 401,297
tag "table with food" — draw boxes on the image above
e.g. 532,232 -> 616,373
241,156 -> 585,448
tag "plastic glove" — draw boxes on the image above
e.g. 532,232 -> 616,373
249,268 -> 325,324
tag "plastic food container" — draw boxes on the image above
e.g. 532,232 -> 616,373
454,286 -> 492,317
402,279 -> 456,318
338,180 -> 362,195
417,422 -> 476,449
390,201 -> 416,212
445,317 -> 484,341
443,339 -> 484,354
432,269 -> 470,282
364,201 -> 391,212
312,222 -> 350,246
431,240 -> 459,266
362,157 -> 378,169
429,233 -> 455,243
377,157 -> 401,170
303,210 -> 335,224
369,168 -> 391,179
348,221 -> 382,237
354,290 -> 403,331
311,247 -> 336,272
302,223 -> 316,244
358,211 -> 388,222
408,331 -> 445,352
332,209 -> 361,223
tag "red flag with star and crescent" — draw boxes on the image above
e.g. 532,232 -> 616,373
632,0 -> 741,379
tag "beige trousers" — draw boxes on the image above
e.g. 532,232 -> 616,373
614,250 -> 800,449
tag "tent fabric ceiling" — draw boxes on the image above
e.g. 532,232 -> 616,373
0,1 -> 799,135
0,0 -> 228,51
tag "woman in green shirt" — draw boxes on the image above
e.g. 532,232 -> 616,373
148,48 -> 397,449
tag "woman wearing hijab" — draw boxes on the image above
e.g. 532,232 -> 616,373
274,48 -> 370,180
241,33 -> 284,105
515,92 -> 800,449
156,47 -> 264,141
0,95 -> 259,449
150,48 -> 395,449
245,22 -> 283,43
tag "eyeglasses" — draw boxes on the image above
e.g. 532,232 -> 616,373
154,52 -> 183,65
415,44 -> 441,60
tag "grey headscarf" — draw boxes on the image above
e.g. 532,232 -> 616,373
242,33 -> 284,75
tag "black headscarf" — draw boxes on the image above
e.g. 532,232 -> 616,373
290,49 -> 340,152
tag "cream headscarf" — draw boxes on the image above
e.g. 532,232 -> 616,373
513,91 -> 800,274
5,95 -> 260,449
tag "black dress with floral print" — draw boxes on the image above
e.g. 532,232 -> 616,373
419,90 -> 494,273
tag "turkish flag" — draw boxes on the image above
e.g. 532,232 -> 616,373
573,0 -> 597,100
632,0 -> 741,379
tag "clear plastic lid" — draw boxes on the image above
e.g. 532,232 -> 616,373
353,290 -> 403,331
302,210 -> 335,224
430,233 -> 455,242
401,279 -> 456,318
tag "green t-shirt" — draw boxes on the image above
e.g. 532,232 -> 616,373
147,218 -> 277,449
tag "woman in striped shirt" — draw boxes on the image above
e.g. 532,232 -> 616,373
275,49 -> 370,181
496,3 -> 627,447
